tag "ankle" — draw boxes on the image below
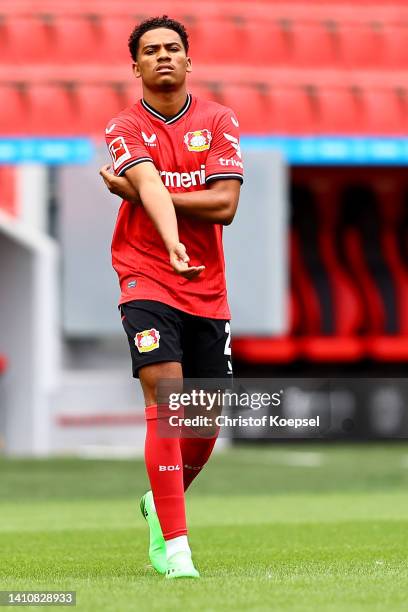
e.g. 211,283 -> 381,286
165,535 -> 191,560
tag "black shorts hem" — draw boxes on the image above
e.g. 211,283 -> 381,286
120,300 -> 232,379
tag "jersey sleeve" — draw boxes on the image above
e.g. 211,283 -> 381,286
205,108 -> 244,184
105,116 -> 154,177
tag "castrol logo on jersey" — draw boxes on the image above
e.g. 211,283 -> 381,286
184,129 -> 212,152
135,329 -> 160,353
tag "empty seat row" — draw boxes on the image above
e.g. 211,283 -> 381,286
1,16 -> 408,68
5,1 -> 405,18
219,85 -> 408,135
1,83 -> 407,136
0,84 -> 127,136
188,21 -> 408,69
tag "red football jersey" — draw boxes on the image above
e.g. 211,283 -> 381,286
105,94 -> 244,319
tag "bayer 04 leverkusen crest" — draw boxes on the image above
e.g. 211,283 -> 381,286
135,329 -> 161,353
184,129 -> 212,152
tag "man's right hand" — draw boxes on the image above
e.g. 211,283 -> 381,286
170,243 -> 205,279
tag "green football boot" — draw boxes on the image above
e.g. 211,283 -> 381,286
140,490 -> 167,575
165,551 -> 200,580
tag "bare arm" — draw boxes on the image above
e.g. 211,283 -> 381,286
99,165 -> 241,225
171,180 -> 241,225
125,162 -> 179,251
100,162 -> 204,278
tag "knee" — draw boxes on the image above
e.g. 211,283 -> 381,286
139,362 -> 183,408
141,380 -> 158,407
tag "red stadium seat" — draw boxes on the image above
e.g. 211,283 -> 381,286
98,16 -> 150,64
269,87 -> 316,134
361,89 -> 405,135
219,85 -> 270,134
290,23 -> 339,68
315,88 -> 362,135
26,85 -> 77,135
50,17 -> 99,64
338,24 -> 385,69
239,21 -> 291,66
188,19 -> 242,64
74,85 -> 126,136
0,85 -> 29,135
220,85 -> 315,134
0,17 -> 51,64
382,25 -> 408,69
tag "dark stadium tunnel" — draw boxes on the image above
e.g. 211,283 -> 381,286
338,183 -> 398,335
291,183 -> 334,335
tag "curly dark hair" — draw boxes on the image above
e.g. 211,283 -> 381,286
128,15 -> 189,61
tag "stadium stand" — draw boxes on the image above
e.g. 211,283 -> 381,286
291,185 -> 365,362
1,0 -> 408,136
338,185 -> 408,361
2,0 -> 408,366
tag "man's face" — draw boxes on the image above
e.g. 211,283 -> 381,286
133,27 -> 192,91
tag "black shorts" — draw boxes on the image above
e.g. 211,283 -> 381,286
120,300 -> 233,378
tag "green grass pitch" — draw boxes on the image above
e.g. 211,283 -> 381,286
1,444 -> 408,611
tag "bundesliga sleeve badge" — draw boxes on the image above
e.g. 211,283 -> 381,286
184,129 -> 212,152
108,136 -> 131,170
135,329 -> 161,353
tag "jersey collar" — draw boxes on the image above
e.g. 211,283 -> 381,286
141,94 -> 192,125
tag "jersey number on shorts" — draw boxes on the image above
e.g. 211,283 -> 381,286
224,322 -> 232,356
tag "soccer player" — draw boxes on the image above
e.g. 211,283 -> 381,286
100,15 -> 243,579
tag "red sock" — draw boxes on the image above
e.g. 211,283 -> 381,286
180,434 -> 218,491
144,405 -> 187,540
